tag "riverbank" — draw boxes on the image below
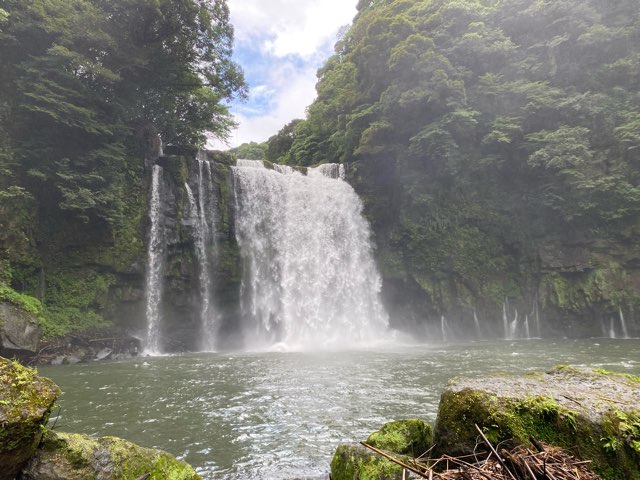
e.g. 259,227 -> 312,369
333,366 -> 640,480
0,357 -> 200,479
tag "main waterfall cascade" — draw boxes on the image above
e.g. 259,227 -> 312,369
231,159 -> 389,349
144,165 -> 166,354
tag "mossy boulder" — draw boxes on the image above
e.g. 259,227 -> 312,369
366,419 -> 432,457
331,419 -> 431,480
433,366 -> 640,480
21,430 -> 202,480
330,444 -> 403,480
0,357 -> 59,480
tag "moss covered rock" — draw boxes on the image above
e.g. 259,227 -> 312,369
0,357 -> 59,480
330,419 -> 431,480
21,431 -> 201,480
433,366 -> 640,480
366,419 -> 432,457
330,444 -> 403,480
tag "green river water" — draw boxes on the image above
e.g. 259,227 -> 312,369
40,339 -> 640,479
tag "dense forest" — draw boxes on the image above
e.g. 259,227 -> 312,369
0,0 -> 244,342
246,0 -> 640,336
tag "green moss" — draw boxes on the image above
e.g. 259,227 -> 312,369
433,373 -> 640,480
0,358 -> 59,462
262,160 -> 275,170
541,263 -> 639,314
330,444 -> 402,480
33,431 -> 202,480
0,284 -> 42,315
366,419 -> 432,457
39,270 -> 115,338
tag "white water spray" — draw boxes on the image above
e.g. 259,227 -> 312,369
609,317 -> 616,339
144,165 -> 165,354
231,160 -> 389,349
441,316 -> 449,342
473,310 -> 481,338
619,307 -> 629,339
503,302 -> 509,340
192,154 -> 219,350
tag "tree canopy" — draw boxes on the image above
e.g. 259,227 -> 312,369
0,0 -> 245,224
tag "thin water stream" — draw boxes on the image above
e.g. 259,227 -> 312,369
41,339 -> 640,480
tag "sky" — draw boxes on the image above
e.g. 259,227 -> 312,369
208,0 -> 358,149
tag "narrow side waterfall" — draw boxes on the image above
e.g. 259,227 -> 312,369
231,160 -> 389,349
473,310 -> 481,337
440,316 -> 449,342
619,307 -> 629,339
192,155 -> 218,350
144,165 -> 166,354
503,302 -> 509,340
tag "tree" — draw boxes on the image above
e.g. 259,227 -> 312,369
0,0 -> 246,224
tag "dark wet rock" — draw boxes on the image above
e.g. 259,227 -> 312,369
0,302 -> 40,355
0,357 -> 59,480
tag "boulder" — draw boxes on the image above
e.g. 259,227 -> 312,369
21,431 -> 202,480
0,357 -> 59,480
330,444 -> 402,480
366,419 -> 432,457
433,366 -> 640,480
330,419 -> 432,480
0,301 -> 40,354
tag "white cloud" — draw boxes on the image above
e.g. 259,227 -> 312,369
229,0 -> 356,58
208,1 -> 358,150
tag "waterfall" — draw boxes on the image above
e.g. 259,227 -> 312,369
144,165 -> 166,354
508,309 -> 519,340
609,317 -> 616,339
191,154 -> 218,351
534,299 -> 542,337
619,307 -> 629,339
231,160 -> 388,349
441,316 -> 449,342
473,310 -> 481,338
502,302 -> 509,340
524,315 -> 531,340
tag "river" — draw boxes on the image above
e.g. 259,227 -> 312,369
40,338 -> 640,479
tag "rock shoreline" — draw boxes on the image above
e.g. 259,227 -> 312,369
332,366 -> 640,480
0,357 -> 199,480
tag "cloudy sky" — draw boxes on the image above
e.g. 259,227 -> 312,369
210,0 -> 358,149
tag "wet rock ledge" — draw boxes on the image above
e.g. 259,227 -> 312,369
332,366 -> 640,480
0,357 -> 200,480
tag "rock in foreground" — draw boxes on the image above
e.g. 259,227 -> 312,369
21,431 -> 201,480
433,366 -> 640,480
330,419 -> 432,480
0,357 -> 58,480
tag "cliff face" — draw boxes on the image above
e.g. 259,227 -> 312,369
264,0 -> 640,339
349,156 -> 640,340
1,149 -> 241,354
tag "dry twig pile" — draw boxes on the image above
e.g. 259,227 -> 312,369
362,424 -> 602,480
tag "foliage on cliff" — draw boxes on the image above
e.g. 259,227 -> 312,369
0,0 -> 245,337
272,0 -> 640,330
